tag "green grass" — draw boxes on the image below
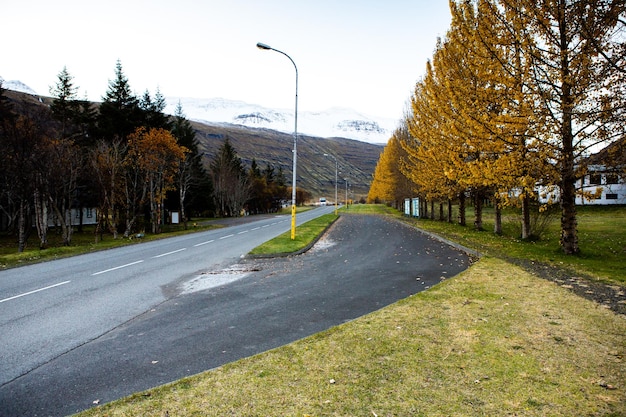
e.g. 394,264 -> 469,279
0,206 -> 314,270
0,221 -> 221,270
397,204 -> 626,285
10,203 -> 623,416
76,257 -> 626,417
248,213 -> 338,255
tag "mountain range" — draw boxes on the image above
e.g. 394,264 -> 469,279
2,78 -> 389,200
165,97 -> 396,145
1,76 -> 396,144
0,77 -> 39,96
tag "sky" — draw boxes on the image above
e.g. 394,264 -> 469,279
2,0 -> 451,121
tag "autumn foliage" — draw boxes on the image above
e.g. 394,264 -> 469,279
369,0 -> 625,254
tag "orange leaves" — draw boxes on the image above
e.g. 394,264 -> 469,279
127,126 -> 188,173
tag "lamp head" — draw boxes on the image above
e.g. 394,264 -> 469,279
256,42 -> 272,50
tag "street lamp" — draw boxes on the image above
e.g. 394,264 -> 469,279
257,42 -> 298,240
323,153 -> 338,215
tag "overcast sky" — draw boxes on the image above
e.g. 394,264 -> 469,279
2,0 -> 451,120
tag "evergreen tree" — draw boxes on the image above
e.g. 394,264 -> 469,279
210,136 -> 249,217
49,66 -> 80,138
170,101 -> 213,225
275,166 -> 287,188
97,60 -> 141,140
247,158 -> 266,214
140,88 -> 170,130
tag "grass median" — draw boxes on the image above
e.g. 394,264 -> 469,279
248,213 -> 339,256
76,204 -> 626,417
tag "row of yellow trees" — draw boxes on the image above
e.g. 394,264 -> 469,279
369,0 -> 625,254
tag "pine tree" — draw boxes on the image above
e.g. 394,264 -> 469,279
49,66 -> 81,138
97,60 -> 141,140
170,101 -> 212,225
210,136 -> 249,217
140,88 -> 170,130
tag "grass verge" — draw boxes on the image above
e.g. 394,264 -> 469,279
350,204 -> 626,286
76,256 -> 626,417
248,213 -> 338,256
0,221 -> 223,270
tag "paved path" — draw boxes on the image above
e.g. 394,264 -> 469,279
0,214 -> 472,417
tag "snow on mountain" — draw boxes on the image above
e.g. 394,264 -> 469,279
0,77 -> 39,95
165,97 -> 396,144
0,77 -> 395,144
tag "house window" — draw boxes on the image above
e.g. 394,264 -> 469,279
606,193 -> 618,200
606,173 -> 619,185
86,208 -> 93,218
589,173 -> 602,185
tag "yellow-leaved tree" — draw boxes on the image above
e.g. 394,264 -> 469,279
485,0 -> 626,254
126,127 -> 188,234
367,125 -> 415,208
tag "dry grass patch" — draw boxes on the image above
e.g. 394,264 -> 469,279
78,257 -> 626,417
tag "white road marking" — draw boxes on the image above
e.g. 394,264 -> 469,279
251,227 -> 261,231
194,240 -> 214,247
0,281 -> 71,304
237,230 -> 249,235
219,234 -> 234,240
91,260 -> 144,276
152,248 -> 186,258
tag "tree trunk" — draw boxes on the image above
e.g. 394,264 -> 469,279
458,191 -> 466,226
17,199 -> 27,253
180,184 -> 188,230
521,191 -> 531,240
34,189 -> 48,249
447,199 -> 453,223
473,190 -> 483,231
439,202 -> 444,221
494,194 -> 502,236
558,6 -> 580,255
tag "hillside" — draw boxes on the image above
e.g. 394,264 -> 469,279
164,97 -> 396,145
192,121 -> 383,201
2,89 -> 383,202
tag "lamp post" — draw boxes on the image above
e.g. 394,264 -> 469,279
323,153 -> 338,215
257,42 -> 298,240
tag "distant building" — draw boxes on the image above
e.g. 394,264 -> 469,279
534,138 -> 625,205
576,138 -> 626,205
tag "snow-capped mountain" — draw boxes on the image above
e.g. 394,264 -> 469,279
0,77 -> 39,95
165,97 -> 396,144
0,77 -> 395,144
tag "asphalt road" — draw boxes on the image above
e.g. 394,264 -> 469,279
0,212 -> 472,417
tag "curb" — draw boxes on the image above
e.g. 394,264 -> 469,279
245,215 -> 341,259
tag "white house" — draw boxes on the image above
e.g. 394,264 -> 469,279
575,165 -> 625,205
48,207 -> 98,227
535,138 -> 625,205
575,138 -> 626,205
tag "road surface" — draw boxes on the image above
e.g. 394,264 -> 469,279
0,212 -> 472,416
